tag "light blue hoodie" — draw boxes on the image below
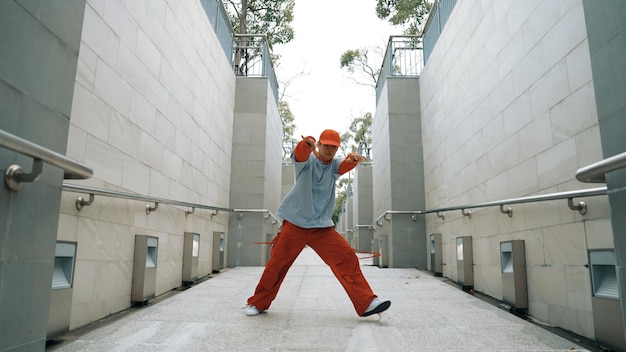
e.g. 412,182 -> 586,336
276,152 -> 343,228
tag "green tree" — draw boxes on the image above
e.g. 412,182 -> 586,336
277,68 -> 310,156
339,48 -> 383,89
337,112 -> 374,156
375,0 -> 432,35
225,0 -> 295,76
279,101 -> 297,144
223,0 -> 295,49
279,100 -> 297,161
348,112 -> 373,153
340,0 -> 431,85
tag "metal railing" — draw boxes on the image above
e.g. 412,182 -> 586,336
376,35 -> 424,104
282,141 -> 295,164
1,129 -> 93,191
63,183 -> 281,224
199,0 -> 234,60
373,210 -> 422,228
372,187 -> 608,228
232,208 -> 281,225
576,151 -> 626,183
233,34 -> 279,104
421,0 -> 457,64
63,183 -> 229,215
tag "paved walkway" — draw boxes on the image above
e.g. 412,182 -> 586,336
47,247 -> 596,351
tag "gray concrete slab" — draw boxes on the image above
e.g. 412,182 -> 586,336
48,247 -> 592,351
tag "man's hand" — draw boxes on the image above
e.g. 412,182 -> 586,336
346,152 -> 367,163
301,135 -> 316,153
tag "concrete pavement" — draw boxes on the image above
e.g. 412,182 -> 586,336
47,247 -> 597,351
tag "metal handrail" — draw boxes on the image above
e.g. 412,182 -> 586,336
423,187 -> 607,215
372,187 -> 608,228
576,151 -> 626,183
1,129 -> 93,190
232,208 -> 282,225
63,183 -> 230,215
374,210 -> 421,227
62,183 -> 281,225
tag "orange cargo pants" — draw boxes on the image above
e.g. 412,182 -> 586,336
247,220 -> 377,316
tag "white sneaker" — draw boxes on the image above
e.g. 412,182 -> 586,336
362,298 -> 391,317
244,305 -> 263,316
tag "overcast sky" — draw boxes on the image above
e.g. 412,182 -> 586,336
273,0 -> 400,143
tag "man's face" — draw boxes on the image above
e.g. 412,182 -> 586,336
317,143 -> 339,162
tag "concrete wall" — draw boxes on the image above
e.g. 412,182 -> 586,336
0,1 -> 87,350
581,0 -> 626,348
344,195 -> 354,244
419,0 -> 610,339
58,0 -> 235,331
372,77 -> 427,268
372,90 -> 392,220
227,77 -> 282,266
353,164 -> 374,252
281,163 -> 295,200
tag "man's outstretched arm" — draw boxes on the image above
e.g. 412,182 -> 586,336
338,152 -> 367,175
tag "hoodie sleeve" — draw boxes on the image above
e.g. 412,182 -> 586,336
338,157 -> 359,175
294,136 -> 315,162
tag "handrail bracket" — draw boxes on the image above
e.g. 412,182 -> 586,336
500,205 -> 513,217
5,159 -> 44,191
76,193 -> 95,210
146,202 -> 159,214
568,198 -> 587,215
1,129 -> 93,189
